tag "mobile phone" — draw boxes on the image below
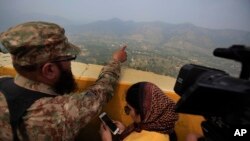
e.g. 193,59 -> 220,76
99,112 -> 120,135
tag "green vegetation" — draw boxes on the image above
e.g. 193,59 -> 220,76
73,39 -> 241,78
68,19 -> 248,78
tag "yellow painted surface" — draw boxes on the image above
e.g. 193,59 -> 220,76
0,53 -> 204,141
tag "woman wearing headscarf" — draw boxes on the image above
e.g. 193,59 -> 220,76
100,82 -> 179,141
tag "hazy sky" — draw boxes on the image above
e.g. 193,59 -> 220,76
1,0 -> 250,31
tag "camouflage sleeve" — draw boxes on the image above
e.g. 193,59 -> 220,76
63,60 -> 121,139
85,60 -> 121,102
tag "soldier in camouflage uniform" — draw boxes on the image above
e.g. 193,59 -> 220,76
0,21 -> 127,141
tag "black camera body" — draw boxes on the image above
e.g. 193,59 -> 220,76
174,45 -> 250,141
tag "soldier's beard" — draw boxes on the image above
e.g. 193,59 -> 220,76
53,64 -> 77,95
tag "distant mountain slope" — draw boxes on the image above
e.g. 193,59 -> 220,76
67,18 -> 250,50
66,18 -> 249,77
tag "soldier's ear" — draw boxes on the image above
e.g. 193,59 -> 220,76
41,63 -> 60,81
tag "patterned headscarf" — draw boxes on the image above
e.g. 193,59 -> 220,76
120,82 -> 179,140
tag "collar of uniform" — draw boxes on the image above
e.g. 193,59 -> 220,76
14,74 -> 59,96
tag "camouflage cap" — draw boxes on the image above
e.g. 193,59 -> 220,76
0,21 -> 80,66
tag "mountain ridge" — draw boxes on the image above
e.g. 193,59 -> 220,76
66,18 -> 250,50
65,18 -> 249,77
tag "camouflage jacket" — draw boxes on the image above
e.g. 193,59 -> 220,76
0,60 -> 121,141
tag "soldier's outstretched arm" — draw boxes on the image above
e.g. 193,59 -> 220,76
63,45 -> 127,136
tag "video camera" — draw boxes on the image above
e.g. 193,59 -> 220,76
174,45 -> 250,141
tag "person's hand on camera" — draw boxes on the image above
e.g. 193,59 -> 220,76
112,45 -> 127,63
100,123 -> 112,141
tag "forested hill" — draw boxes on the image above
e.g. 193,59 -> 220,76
66,18 -> 250,49
65,18 -> 250,77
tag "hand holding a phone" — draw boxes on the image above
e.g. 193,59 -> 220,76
100,123 -> 112,141
113,120 -> 126,134
99,112 -> 120,135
